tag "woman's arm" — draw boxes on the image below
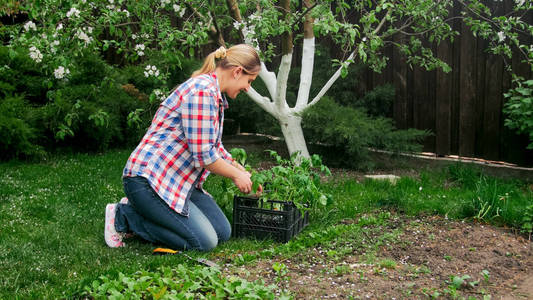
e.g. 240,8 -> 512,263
205,158 -> 252,194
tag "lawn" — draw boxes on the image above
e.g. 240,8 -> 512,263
1,148 -> 532,298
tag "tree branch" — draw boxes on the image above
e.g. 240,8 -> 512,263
290,2 -> 318,28
246,87 -> 276,116
304,8 -> 391,111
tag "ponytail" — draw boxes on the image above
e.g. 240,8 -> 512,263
191,44 -> 260,78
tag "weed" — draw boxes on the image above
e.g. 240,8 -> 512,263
357,270 -> 366,282
333,265 -> 351,276
480,269 -> 490,283
444,255 -> 453,261
521,204 -> 533,240
421,287 -> 441,299
83,265 -> 281,299
378,259 -> 397,269
272,262 -> 290,283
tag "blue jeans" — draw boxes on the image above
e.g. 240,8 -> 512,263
115,176 -> 231,251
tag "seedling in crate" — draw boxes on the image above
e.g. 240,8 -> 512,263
228,148 -> 332,242
251,150 -> 332,213
225,148 -> 332,213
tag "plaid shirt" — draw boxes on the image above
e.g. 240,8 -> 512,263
123,73 -> 233,216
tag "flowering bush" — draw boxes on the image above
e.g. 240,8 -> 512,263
2,0 -> 532,159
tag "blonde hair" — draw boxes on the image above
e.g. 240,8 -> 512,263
191,44 -> 261,77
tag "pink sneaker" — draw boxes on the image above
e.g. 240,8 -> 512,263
105,203 -> 124,248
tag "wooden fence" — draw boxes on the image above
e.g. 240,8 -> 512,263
360,1 -> 533,166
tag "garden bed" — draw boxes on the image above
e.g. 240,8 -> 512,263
221,212 -> 533,299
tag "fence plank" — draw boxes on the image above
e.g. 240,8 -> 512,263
458,20 -> 477,156
474,35 -> 487,157
435,39 -> 453,155
354,0 -> 532,164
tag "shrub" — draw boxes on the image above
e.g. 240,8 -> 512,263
0,95 -> 45,160
0,45 -> 204,159
503,78 -> 533,149
302,97 -> 430,169
0,46 -> 49,104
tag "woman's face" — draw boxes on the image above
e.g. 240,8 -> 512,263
226,67 -> 258,99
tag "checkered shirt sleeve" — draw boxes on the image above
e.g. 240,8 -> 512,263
181,89 -> 220,168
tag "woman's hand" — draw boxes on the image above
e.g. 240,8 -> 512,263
232,170 -> 252,194
255,184 -> 263,197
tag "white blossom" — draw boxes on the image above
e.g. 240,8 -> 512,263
233,21 -> 242,30
515,0 -> 525,6
29,46 -> 43,63
249,13 -> 261,21
135,44 -> 146,56
153,89 -> 167,101
76,30 -> 92,45
497,31 -> 506,42
132,34 -> 138,40
56,23 -> 63,31
23,21 -> 37,32
66,7 -> 81,18
173,5 -> 186,17
161,0 -> 171,6
122,9 -> 130,18
144,65 -> 160,78
54,66 -> 70,79
50,40 -> 60,53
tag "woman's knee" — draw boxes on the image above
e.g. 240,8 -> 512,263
194,229 -> 218,252
218,222 -> 232,242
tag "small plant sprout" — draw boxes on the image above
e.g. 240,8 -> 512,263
448,274 -> 471,289
333,265 -> 350,276
272,262 -> 289,283
481,269 -> 490,283
521,204 -> 533,240
378,259 -> 397,269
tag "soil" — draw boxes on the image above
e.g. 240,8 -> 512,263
220,214 -> 533,299
220,136 -> 533,299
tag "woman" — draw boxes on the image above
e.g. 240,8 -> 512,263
104,44 -> 261,251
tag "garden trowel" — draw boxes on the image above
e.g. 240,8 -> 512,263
152,248 -> 219,268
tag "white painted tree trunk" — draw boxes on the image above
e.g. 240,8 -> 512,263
245,37 -> 334,158
278,114 -> 310,157
230,0 -> 390,158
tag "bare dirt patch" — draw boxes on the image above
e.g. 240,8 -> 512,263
220,214 -> 533,299
221,135 -> 533,298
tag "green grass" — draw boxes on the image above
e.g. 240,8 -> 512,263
0,149 -> 531,298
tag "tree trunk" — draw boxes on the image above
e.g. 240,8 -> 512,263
278,114 -> 310,158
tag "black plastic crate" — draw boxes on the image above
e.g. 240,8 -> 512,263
232,196 -> 309,243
